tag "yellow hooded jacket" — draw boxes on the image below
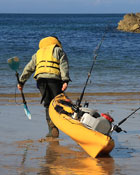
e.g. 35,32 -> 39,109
34,37 -> 62,78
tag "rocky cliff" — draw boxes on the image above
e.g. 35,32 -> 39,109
117,13 -> 140,33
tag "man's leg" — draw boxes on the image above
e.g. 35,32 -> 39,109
45,79 -> 62,137
37,79 -> 61,138
37,79 -> 54,137
46,107 -> 59,138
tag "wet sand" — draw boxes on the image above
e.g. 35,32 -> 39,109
1,92 -> 140,175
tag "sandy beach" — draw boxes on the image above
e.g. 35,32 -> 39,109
1,92 -> 140,175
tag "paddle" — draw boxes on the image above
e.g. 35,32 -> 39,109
7,57 -> 31,120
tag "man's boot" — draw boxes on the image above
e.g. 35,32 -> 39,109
46,119 -> 59,138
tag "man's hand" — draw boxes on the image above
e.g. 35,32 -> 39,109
62,82 -> 68,91
17,83 -> 23,91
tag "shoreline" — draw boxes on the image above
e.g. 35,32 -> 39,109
1,91 -> 140,97
1,91 -> 140,106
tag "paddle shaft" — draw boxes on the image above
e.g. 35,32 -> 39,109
15,72 -> 26,105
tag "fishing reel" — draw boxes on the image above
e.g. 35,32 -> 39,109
112,125 -> 127,133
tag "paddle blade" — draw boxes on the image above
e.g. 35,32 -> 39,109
7,57 -> 20,71
24,104 -> 31,120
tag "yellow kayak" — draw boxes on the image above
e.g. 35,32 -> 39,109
49,93 -> 115,158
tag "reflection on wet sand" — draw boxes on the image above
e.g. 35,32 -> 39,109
39,138 -> 115,175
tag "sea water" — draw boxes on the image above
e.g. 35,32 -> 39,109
0,14 -> 140,94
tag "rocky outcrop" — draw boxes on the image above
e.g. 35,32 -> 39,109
117,13 -> 140,33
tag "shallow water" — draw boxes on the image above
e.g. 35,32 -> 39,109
1,93 -> 140,174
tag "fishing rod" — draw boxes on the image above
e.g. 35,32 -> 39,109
76,32 -> 106,108
118,106 -> 140,126
113,106 -> 140,133
7,57 -> 31,120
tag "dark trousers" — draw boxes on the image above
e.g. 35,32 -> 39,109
37,78 -> 62,120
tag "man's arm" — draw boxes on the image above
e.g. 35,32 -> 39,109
17,54 -> 36,91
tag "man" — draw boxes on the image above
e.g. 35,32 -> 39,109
17,36 -> 70,138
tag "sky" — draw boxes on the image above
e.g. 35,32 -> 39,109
0,0 -> 140,14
